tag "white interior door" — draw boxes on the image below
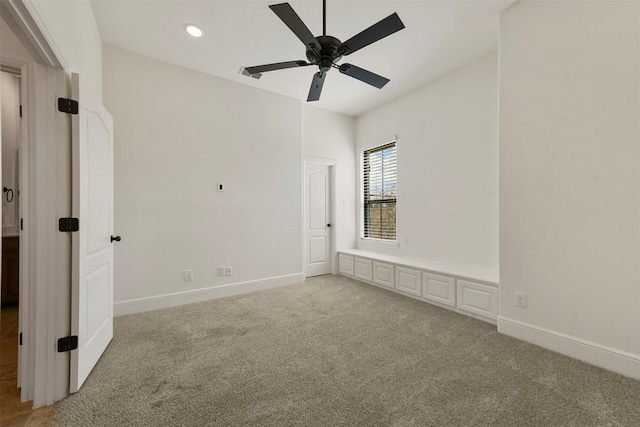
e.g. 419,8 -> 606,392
70,73 -> 114,392
305,163 -> 331,277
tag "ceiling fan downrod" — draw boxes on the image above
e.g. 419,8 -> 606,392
323,0 -> 326,36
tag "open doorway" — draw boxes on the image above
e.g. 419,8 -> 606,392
1,70 -> 21,305
0,62 -> 32,425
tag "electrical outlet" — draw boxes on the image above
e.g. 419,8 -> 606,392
515,292 -> 527,308
217,266 -> 225,276
225,266 -> 232,276
184,270 -> 193,281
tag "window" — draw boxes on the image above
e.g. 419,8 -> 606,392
363,141 -> 397,240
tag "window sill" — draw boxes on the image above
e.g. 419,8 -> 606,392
358,238 -> 400,252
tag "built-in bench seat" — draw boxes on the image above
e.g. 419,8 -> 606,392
338,249 -> 499,324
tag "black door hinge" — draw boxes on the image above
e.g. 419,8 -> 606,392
20,218 -> 23,231
19,105 -> 22,118
57,98 -> 79,115
57,336 -> 78,352
58,217 -> 79,232
19,332 -> 22,346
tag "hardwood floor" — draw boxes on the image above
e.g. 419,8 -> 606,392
1,306 -> 53,427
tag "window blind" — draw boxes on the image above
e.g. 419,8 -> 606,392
363,142 -> 397,240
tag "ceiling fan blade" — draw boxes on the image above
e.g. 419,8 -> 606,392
337,12 -> 405,56
339,64 -> 390,89
307,71 -> 326,102
270,3 -> 322,52
244,60 -> 311,75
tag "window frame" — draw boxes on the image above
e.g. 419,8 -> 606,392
358,138 -> 398,243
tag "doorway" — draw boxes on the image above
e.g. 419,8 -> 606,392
0,68 -> 33,424
1,70 -> 21,306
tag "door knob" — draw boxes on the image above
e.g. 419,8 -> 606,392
327,224 -> 332,227
110,235 -> 121,242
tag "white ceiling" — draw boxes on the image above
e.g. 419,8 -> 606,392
90,0 -> 515,117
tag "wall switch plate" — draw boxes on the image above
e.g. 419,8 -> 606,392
217,266 -> 225,276
184,270 -> 193,281
225,266 -> 232,276
515,292 -> 527,308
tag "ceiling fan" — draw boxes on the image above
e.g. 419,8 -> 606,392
243,0 -> 405,102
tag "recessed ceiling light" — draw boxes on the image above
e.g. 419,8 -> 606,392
184,24 -> 203,38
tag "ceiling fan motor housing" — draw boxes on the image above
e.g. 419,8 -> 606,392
307,35 -> 342,72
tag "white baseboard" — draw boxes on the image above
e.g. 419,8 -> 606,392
114,273 -> 305,317
498,316 -> 640,380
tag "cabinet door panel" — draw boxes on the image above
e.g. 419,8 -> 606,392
373,262 -> 394,288
339,254 -> 355,276
355,258 -> 373,282
423,272 -> 456,307
395,266 -> 421,297
457,279 -> 498,320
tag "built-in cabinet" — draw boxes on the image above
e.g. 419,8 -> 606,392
338,250 -> 499,323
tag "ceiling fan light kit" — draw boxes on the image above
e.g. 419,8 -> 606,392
243,0 -> 405,102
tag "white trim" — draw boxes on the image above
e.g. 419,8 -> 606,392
357,238 -> 401,252
19,0 -> 67,68
114,273 -> 305,317
357,137 -> 399,243
357,135 -> 398,152
498,316 -> 640,380
1,57 -> 28,73
27,62 -> 69,407
303,155 -> 336,166
0,0 -> 63,68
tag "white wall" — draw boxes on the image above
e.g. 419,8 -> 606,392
302,105 -> 357,270
25,0 -> 102,98
498,0 -> 640,379
1,72 -> 20,235
355,54 -> 499,277
103,45 -> 304,311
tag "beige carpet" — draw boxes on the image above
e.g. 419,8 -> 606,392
49,275 -> 640,426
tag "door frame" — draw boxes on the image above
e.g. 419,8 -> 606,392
303,156 -> 336,276
1,0 -> 71,407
